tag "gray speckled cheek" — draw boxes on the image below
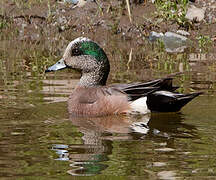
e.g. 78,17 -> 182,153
65,55 -> 98,72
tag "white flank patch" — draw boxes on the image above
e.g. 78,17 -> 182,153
130,97 -> 150,114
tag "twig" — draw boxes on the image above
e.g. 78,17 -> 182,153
125,0 -> 132,23
127,48 -> 133,70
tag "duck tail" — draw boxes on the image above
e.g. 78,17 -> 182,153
173,92 -> 203,112
177,92 -> 203,106
147,91 -> 203,112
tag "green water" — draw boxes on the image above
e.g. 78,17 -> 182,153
0,38 -> 216,179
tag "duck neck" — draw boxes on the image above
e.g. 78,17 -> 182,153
78,66 -> 110,87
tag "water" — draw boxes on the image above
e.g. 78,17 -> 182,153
0,38 -> 216,179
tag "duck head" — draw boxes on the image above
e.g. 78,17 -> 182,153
46,37 -> 110,87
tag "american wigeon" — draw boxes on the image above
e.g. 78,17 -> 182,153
46,37 -> 202,116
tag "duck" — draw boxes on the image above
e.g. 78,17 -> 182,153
45,37 -> 202,117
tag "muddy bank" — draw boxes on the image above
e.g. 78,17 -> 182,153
0,0 -> 216,77
1,0 -> 216,42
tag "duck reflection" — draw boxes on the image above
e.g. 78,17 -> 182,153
52,113 -> 197,176
131,113 -> 197,139
65,114 -> 147,176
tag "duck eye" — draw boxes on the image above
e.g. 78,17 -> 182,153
71,48 -> 81,56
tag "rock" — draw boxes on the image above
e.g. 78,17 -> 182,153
149,31 -> 190,53
177,30 -> 190,36
163,32 -> 189,53
64,0 -> 78,4
64,0 -> 97,8
185,5 -> 205,22
149,31 -> 164,41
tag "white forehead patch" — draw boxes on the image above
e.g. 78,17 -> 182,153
63,37 -> 92,57
72,37 -> 91,45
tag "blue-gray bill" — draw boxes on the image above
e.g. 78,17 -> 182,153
45,59 -> 67,73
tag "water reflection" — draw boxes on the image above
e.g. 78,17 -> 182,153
147,113 -> 197,139
52,112 -> 198,176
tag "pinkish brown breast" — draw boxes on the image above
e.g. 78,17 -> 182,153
67,86 -> 131,116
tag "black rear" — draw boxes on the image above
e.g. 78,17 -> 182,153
147,91 -> 203,112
